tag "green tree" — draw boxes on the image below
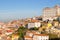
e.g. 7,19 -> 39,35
29,27 -> 38,30
34,27 -> 38,30
17,26 -> 27,40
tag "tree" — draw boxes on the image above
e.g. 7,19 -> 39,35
34,27 -> 38,30
29,27 -> 38,30
17,26 -> 27,40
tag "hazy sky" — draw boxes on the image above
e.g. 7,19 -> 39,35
0,0 -> 60,22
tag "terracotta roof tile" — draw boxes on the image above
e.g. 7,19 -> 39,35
24,36 -> 32,38
34,34 -> 48,36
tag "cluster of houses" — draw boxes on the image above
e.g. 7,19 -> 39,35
24,30 -> 49,40
0,5 -> 60,40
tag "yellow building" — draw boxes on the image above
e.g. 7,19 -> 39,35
39,25 -> 47,32
47,23 -> 52,28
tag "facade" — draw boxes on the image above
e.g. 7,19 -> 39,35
28,22 -> 41,29
26,31 -> 40,37
33,34 -> 49,40
43,5 -> 60,21
24,36 -> 33,40
53,21 -> 59,27
5,29 -> 13,35
25,30 -> 49,40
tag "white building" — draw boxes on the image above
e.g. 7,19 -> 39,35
26,31 -> 40,37
33,34 -> 49,40
25,30 -> 49,40
28,22 -> 41,29
43,5 -> 60,21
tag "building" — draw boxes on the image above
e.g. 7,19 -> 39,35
26,30 -> 40,37
33,34 -> 49,40
25,30 -> 49,40
53,21 -> 59,27
6,36 -> 11,40
24,36 -> 33,40
28,22 -> 41,29
43,5 -> 60,21
0,22 -> 5,28
25,31 -> 49,40
5,29 -> 13,35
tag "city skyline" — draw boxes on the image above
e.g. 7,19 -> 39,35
0,0 -> 60,22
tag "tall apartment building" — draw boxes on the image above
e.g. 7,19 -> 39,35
43,5 -> 60,21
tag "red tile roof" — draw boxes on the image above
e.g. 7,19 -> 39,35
34,34 -> 48,36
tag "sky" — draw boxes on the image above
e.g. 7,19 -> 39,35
0,0 -> 60,22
